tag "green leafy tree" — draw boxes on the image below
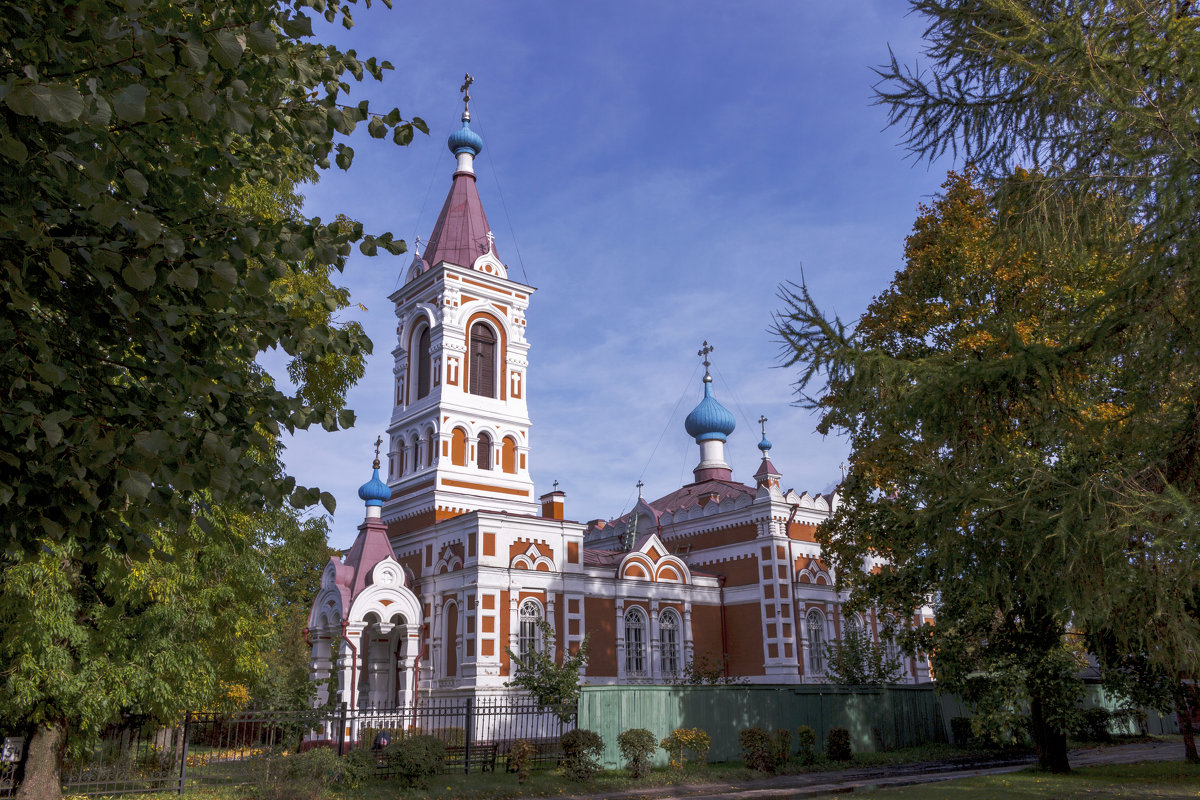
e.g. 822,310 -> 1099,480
775,169 -> 1123,772
670,651 -> 747,685
0,0 -> 425,795
505,620 -> 590,724
822,627 -> 903,686
872,0 -> 1200,710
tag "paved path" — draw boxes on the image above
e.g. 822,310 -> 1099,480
540,741 -> 1187,800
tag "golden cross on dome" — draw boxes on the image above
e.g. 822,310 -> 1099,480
373,435 -> 382,470
698,340 -> 714,376
460,73 -> 474,114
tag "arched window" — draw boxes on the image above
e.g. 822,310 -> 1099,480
518,599 -> 542,658
844,613 -> 861,640
451,427 -> 467,466
415,326 -> 431,400
807,610 -> 825,674
477,432 -> 493,470
425,429 -> 435,467
659,609 -> 681,678
409,434 -> 419,474
502,436 -> 517,474
883,615 -> 904,674
624,607 -> 647,677
396,441 -> 406,478
468,322 -> 496,398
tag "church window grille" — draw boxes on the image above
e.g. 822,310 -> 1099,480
807,610 -> 825,674
625,607 -> 647,677
477,432 -> 493,470
659,609 -> 681,678
468,322 -> 496,398
416,327 -> 431,399
519,599 -> 542,658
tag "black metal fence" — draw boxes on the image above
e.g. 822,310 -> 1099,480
0,697 -> 571,798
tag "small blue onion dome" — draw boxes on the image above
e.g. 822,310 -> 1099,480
758,434 -> 772,453
447,119 -> 483,157
357,467 -> 391,507
684,378 -> 737,442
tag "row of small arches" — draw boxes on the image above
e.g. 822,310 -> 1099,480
393,428 -> 522,477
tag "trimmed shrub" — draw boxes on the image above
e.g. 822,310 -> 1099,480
825,727 -> 852,762
1076,707 -> 1113,743
660,727 -> 711,769
738,727 -> 774,772
561,728 -> 605,782
617,728 -> 657,779
795,725 -> 817,764
949,716 -> 974,746
508,739 -> 535,783
772,728 -> 792,770
382,734 -> 445,788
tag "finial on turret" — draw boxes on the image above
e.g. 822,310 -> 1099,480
373,435 -> 382,470
460,73 -> 474,121
698,340 -> 714,382
636,479 -> 644,499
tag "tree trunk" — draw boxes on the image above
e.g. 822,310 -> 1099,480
1174,690 -> 1198,763
1029,694 -> 1071,773
16,723 -> 64,800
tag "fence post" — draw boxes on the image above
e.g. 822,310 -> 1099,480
336,703 -> 348,757
463,698 -> 474,775
176,712 -> 191,796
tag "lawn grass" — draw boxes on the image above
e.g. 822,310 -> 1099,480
848,761 -> 1200,799
72,739 -> 1183,800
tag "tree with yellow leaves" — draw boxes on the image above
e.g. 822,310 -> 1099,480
776,169 -> 1136,772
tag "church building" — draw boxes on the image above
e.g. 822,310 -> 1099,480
306,89 -> 932,711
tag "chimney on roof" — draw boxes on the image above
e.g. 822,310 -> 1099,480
540,488 -> 565,520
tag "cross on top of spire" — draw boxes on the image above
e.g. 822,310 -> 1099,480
373,435 -> 382,470
553,479 -> 559,492
636,479 -> 644,498
460,73 -> 474,117
698,340 -> 714,378
758,415 -> 768,437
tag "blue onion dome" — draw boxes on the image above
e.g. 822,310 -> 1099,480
357,467 -> 391,507
447,115 -> 483,157
758,434 -> 772,453
684,377 -> 737,442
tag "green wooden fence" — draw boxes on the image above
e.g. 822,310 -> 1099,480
577,684 -> 949,767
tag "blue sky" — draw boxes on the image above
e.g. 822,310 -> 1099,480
278,1 -> 952,550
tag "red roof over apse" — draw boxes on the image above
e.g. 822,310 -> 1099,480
421,170 -> 498,271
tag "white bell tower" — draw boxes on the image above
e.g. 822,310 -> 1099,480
383,78 -> 538,535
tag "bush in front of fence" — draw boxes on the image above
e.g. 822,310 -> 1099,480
796,725 -> 817,764
659,727 -> 711,769
825,727 -> 852,762
560,729 -> 605,782
738,727 -> 774,772
616,728 -> 657,778
508,739 -> 536,783
772,728 -> 792,770
381,735 -> 446,788
949,716 -> 974,746
249,746 -> 342,800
